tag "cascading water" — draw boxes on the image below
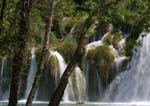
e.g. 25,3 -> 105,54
71,66 -> 86,101
115,56 -> 127,73
69,25 -> 76,37
24,47 -> 37,98
103,33 -> 150,102
114,35 -> 128,73
50,51 -> 69,101
76,67 -> 85,99
0,32 -> 127,103
0,57 -> 6,99
84,31 -> 128,101
0,57 -> 6,84
85,40 -> 103,52
50,51 -> 86,102
118,38 -> 126,51
84,60 -> 103,101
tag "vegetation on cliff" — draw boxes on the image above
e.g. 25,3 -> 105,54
0,0 -> 150,105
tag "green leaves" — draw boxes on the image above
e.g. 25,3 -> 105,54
0,0 -> 149,57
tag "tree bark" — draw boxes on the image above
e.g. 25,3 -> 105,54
49,16 -> 93,106
0,0 -> 7,33
8,0 -> 33,106
26,0 -> 55,105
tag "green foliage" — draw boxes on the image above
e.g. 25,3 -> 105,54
112,31 -> 122,49
0,0 -> 150,97
62,16 -> 86,34
125,38 -> 141,56
108,0 -> 150,28
0,0 -> 19,56
0,0 -> 149,61
30,7 -> 45,46
56,38 -> 77,63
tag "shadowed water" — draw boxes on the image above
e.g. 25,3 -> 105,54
24,48 -> 37,98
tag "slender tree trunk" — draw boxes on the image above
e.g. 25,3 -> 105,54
49,17 -> 93,106
8,0 -> 33,106
0,0 -> 7,33
26,0 -> 55,105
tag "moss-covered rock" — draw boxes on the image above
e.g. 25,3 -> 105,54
95,46 -> 116,86
102,32 -> 113,45
86,45 -> 116,87
49,55 -> 59,76
112,31 -> 122,49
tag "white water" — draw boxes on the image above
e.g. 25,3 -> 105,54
50,51 -> 69,101
0,57 -> 6,99
0,57 -> 6,83
86,31 -> 127,72
1,31 -> 150,105
118,38 -> 126,50
115,56 -> 127,72
104,33 -> 150,102
50,51 -> 86,102
95,68 -> 103,98
24,48 -> 37,98
84,31 -> 128,101
69,25 -> 76,37
73,67 -> 86,100
85,40 -> 103,52
50,51 -> 67,83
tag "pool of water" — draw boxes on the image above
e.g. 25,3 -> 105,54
1,101 -> 150,106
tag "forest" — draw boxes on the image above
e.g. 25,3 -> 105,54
0,0 -> 150,106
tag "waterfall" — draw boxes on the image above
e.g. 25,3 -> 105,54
84,31 -> 128,101
85,60 -> 103,101
118,38 -> 126,50
50,51 -> 86,102
0,57 -> 6,84
71,66 -> 86,101
50,51 -> 69,101
85,40 -> 103,52
0,57 -> 6,99
115,56 -> 127,73
85,60 -> 90,101
24,47 -> 37,98
95,68 -> 103,99
67,25 -> 77,43
103,33 -> 150,102
69,25 -> 76,37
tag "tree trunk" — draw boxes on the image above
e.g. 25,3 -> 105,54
26,0 -> 55,106
8,0 -> 33,106
0,0 -> 7,33
49,16 -> 93,106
